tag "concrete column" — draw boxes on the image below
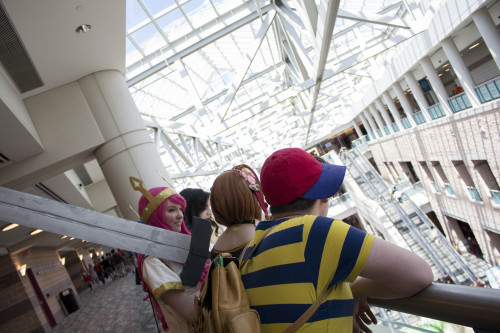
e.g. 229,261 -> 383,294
381,91 -> 404,130
375,98 -> 395,133
358,113 -> 374,139
352,120 -> 363,139
441,38 -> 481,107
420,57 -> 453,115
392,83 -> 418,127
472,7 -> 500,72
78,70 -> 172,221
362,110 -> 380,139
403,72 -> 431,121
368,104 -> 389,136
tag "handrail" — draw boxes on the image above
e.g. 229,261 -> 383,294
368,283 -> 500,332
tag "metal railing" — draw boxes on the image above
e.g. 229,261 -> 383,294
412,112 -> 426,125
369,282 -> 500,332
448,92 -> 472,113
475,77 -> 500,103
428,104 -> 446,119
401,117 -> 412,129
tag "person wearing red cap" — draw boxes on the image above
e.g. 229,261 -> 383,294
240,148 -> 433,333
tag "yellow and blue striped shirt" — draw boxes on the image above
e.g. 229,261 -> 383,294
241,215 -> 375,332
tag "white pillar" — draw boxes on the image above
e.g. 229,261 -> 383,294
375,98 -> 395,133
368,104 -> 388,136
403,72 -> 431,121
381,91 -> 404,131
392,83 -> 418,127
441,38 -> 481,107
352,120 -> 363,138
78,70 -> 172,221
472,7 -> 500,72
420,57 -> 453,116
358,113 -> 374,139
363,110 -> 381,139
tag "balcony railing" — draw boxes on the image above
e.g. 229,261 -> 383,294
448,92 -> 472,113
369,282 -> 500,332
491,190 -> 500,206
401,117 -> 412,129
428,103 -> 446,119
475,77 -> 500,103
467,187 -> 483,202
377,129 -> 383,137
431,182 -> 440,194
413,112 -> 427,125
384,126 -> 391,135
444,184 -> 455,196
391,122 -> 400,132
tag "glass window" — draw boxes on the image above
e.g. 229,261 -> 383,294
126,0 -> 149,31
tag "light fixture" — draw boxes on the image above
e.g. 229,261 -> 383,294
2,223 -> 19,231
90,252 -> 94,258
69,237 -> 75,240
442,64 -> 449,68
60,257 -> 66,266
75,24 -> 91,34
100,251 -> 104,256
79,254 -> 83,260
60,235 -> 67,239
18,264 -> 27,278
438,73 -> 443,77
468,42 -> 480,50
30,229 -> 43,235
445,68 -> 450,72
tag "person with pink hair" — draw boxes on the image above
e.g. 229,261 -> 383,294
132,180 -> 208,333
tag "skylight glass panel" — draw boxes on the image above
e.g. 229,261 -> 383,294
130,23 -> 165,55
126,38 -> 143,64
157,7 -> 191,42
127,0 -> 149,31
211,0 -> 246,16
182,0 -> 217,29
142,0 -> 175,17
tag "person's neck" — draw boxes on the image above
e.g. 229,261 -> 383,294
272,212 -> 309,220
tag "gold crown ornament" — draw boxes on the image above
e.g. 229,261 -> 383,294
129,176 -> 177,224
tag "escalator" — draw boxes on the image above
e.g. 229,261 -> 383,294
339,147 -> 482,285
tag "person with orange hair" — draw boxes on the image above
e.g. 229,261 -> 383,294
131,178 -> 209,333
210,164 -> 270,260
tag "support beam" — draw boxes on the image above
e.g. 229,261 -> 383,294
221,11 -> 276,121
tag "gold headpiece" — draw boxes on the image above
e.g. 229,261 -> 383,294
129,176 -> 177,224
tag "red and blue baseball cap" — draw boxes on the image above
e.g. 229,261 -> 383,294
260,148 -> 346,206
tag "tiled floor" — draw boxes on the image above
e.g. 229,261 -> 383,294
51,274 -> 158,333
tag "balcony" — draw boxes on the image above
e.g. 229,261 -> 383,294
490,190 -> 500,206
384,126 -> 391,135
444,184 -> 455,196
412,111 -> 427,125
428,103 -> 446,119
448,92 -> 472,113
391,122 -> 400,132
401,117 -> 412,129
467,187 -> 483,203
475,77 -> 500,103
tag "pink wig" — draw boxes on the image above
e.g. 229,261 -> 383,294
138,187 -> 190,235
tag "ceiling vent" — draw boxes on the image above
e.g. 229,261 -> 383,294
0,3 -> 43,93
0,152 -> 12,168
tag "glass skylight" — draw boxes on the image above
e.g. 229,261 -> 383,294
125,0 -> 429,190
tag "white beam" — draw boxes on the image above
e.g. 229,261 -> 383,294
337,9 -> 410,29
220,11 -> 277,121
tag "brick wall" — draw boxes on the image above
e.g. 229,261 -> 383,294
368,104 -> 500,265
0,254 -> 45,333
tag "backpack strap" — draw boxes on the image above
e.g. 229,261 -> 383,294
239,225 -> 276,269
283,287 -> 333,333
